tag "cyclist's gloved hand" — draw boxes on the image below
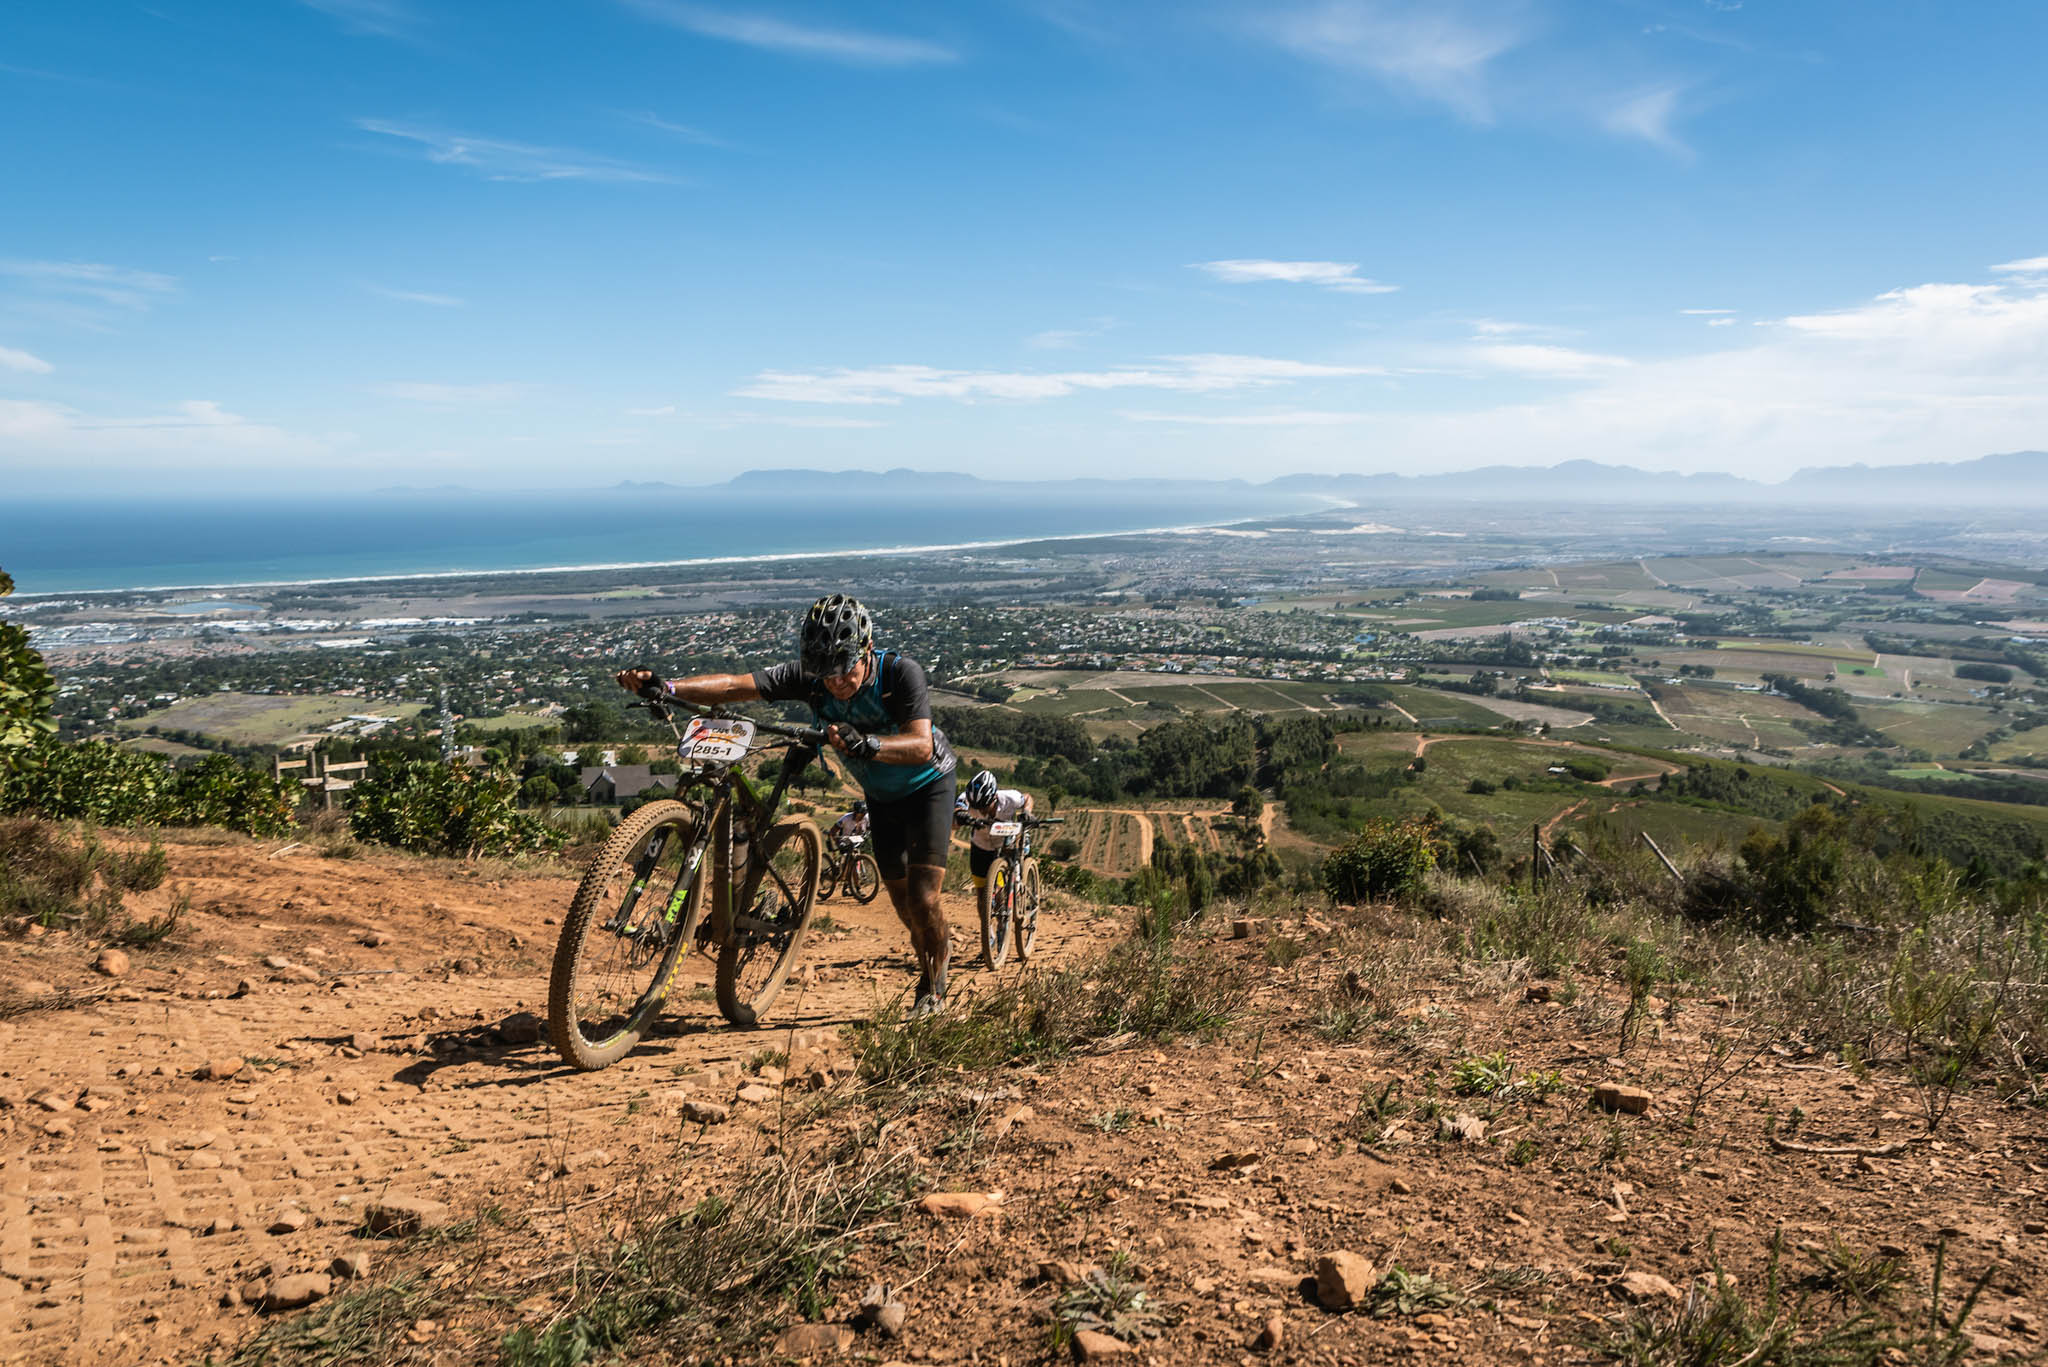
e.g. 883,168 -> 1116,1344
635,673 -> 668,701
832,725 -> 881,761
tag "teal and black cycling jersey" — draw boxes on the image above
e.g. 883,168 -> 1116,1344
751,649 -> 956,802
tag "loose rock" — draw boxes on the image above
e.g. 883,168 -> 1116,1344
362,1196 -> 452,1237
918,1192 -> 999,1219
1072,1329 -> 1132,1360
201,1057 -> 246,1082
1614,1271 -> 1682,1303
330,1252 -> 371,1281
680,1100 -> 730,1125
263,1273 -> 331,1311
1249,1314 -> 1285,1351
93,948 -> 130,978
1315,1250 -> 1376,1311
268,1210 -> 309,1235
1593,1083 -> 1653,1115
772,1323 -> 855,1355
495,1012 -> 544,1045
735,1082 -> 774,1104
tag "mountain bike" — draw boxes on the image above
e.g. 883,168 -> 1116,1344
818,833 -> 881,904
969,813 -> 1063,968
547,699 -> 827,1071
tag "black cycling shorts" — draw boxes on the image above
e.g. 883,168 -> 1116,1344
869,770 -> 957,881
969,844 -> 999,880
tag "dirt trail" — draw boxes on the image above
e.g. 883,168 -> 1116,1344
0,836 -> 1119,1367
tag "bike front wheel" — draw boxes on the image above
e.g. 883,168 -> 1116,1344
715,818 -> 823,1027
980,858 -> 1013,969
549,800 -> 705,1071
845,851 -> 881,904
817,853 -> 840,902
1015,857 -> 1042,961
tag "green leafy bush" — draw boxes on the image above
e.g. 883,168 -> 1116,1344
0,568 -> 57,773
0,741 -> 293,836
349,759 -> 565,858
1322,816 -> 1443,904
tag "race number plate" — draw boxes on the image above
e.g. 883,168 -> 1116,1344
678,717 -> 755,765
988,820 -> 1022,838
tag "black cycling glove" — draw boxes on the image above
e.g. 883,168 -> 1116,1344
834,725 -> 882,761
635,673 -> 668,701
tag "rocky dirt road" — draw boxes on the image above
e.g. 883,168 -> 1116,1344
0,835 -> 1110,1366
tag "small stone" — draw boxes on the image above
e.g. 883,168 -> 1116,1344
736,1082 -> 774,1104
1614,1271 -> 1682,1303
262,954 -> 292,970
277,965 -> 322,984
1282,1138 -> 1319,1157
1210,1151 -> 1261,1172
1388,1177 -> 1414,1195
1315,1250 -> 1376,1311
918,1192 -> 999,1219
231,978 -> 255,998
362,1196 -> 452,1237
30,1089 -> 71,1113
93,948 -> 130,978
680,1100 -> 730,1124
451,958 -> 483,975
358,930 -> 391,947
268,1210 -> 309,1235
41,1117 -> 74,1138
874,1301 -> 907,1337
330,1252 -> 371,1281
1072,1328 -> 1133,1360
335,1090 -> 361,1106
772,1323 -> 855,1355
1250,1315 -> 1285,1351
263,1273 -> 331,1311
1592,1083 -> 1653,1115
1524,982 -> 1552,1002
205,1216 -> 239,1236
201,1057 -> 246,1081
1038,1259 -> 1090,1286
495,1012 -> 543,1045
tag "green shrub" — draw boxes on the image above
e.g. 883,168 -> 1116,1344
0,741 -> 293,836
349,759 -> 566,858
0,568 -> 57,774
1322,817 -> 1442,904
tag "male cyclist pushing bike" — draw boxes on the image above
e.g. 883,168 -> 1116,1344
617,594 -> 959,1016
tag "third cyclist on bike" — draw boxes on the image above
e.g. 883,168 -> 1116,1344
954,769 -> 1034,968
616,594 -> 959,1017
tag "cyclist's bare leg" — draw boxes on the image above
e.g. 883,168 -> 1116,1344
883,864 -> 949,1005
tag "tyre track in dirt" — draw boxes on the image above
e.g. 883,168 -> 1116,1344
0,837 -> 1119,1367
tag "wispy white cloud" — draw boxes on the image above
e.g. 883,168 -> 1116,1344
1461,343 -> 1632,378
1120,409 -> 1371,426
0,345 -> 53,375
621,1 -> 958,66
356,119 -> 672,183
1241,268 -> 2048,480
300,0 -> 421,39
749,414 -> 888,429
1992,255 -> 2048,276
1471,318 -> 1545,337
366,283 -> 464,307
0,259 -> 177,311
1194,259 -> 1398,294
1026,317 -> 1118,349
1603,84 -> 1689,154
1252,0 -> 1529,123
0,398 -> 331,470
735,354 -> 1382,404
623,110 -> 728,146
372,381 -> 524,404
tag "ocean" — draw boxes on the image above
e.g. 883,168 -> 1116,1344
1,483 -> 1328,595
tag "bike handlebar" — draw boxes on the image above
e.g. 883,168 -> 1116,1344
632,697 -> 829,749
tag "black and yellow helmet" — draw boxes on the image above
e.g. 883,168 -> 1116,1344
800,593 -> 872,680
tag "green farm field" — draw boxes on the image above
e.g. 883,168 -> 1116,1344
117,692 -> 427,747
1855,700 -> 2006,756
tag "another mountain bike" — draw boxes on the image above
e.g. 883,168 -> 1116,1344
548,699 -> 827,1071
818,834 -> 881,904
970,813 -> 1062,968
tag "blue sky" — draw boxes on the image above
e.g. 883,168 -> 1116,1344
3,0 -> 2047,493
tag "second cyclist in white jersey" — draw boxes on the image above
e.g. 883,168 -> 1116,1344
954,770 -> 1033,965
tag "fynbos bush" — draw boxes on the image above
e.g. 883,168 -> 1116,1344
0,741 -> 293,837
348,759 -> 565,858
1322,816 -> 1442,904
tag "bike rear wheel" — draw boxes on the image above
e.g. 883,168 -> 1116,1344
549,800 -> 705,1071
817,852 -> 840,902
846,852 -> 881,904
715,818 -> 823,1026
980,857 -> 1013,969
1015,857 -> 1042,961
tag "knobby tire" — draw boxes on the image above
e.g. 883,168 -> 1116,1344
714,818 -> 823,1027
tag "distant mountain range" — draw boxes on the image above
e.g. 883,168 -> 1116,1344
718,450 -> 2048,505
